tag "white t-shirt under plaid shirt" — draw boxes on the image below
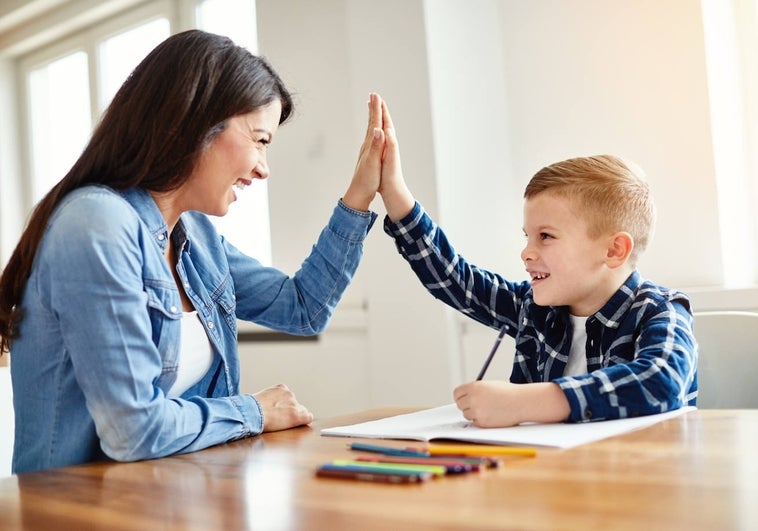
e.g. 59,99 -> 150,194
383,202 -> 698,422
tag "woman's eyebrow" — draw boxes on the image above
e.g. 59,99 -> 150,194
251,127 -> 273,141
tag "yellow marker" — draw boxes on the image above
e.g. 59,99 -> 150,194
425,444 -> 537,458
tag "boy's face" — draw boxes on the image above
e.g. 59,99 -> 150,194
521,192 -> 615,316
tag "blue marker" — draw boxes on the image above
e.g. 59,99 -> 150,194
349,442 -> 431,457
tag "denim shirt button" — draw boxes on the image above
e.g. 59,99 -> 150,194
157,234 -> 165,241
207,321 -> 214,329
170,306 -> 178,314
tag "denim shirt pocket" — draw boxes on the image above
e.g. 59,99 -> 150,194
144,279 -> 182,390
212,279 -> 237,336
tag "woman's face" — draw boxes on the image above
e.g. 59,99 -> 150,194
182,99 -> 282,217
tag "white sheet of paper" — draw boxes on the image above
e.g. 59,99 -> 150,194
321,404 -> 695,449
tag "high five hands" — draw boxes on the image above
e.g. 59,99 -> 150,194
342,93 -> 415,221
260,93 -> 414,433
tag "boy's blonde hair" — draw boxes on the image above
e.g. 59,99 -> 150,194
524,154 -> 655,266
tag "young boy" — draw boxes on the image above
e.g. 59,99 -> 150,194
377,103 -> 698,427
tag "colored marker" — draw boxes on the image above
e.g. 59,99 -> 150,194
349,442 -> 431,457
320,462 -> 432,476
331,459 -> 447,477
456,457 -> 501,468
316,467 -> 429,484
403,448 -> 502,468
425,443 -> 537,457
317,463 -> 433,482
354,456 -> 477,474
465,457 -> 501,468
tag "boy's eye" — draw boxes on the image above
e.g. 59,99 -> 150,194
539,232 -> 553,240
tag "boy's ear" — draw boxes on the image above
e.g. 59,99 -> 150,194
605,232 -> 634,268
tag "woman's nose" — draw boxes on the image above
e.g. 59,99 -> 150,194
253,156 -> 269,180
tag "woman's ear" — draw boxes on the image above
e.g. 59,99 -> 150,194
605,232 -> 634,268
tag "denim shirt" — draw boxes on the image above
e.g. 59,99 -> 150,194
12,185 -> 376,474
384,202 -> 697,422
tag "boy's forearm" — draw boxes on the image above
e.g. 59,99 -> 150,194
519,383 -> 571,424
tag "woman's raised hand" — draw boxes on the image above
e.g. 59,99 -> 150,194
341,93 -> 385,212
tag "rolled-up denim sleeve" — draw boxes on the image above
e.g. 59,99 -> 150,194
229,199 -> 377,334
41,191 -> 264,462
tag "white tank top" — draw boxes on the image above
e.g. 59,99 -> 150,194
565,315 -> 589,376
167,311 -> 214,398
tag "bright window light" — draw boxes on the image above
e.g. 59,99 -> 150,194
196,0 -> 257,52
98,18 -> 170,111
196,0 -> 272,266
701,0 -> 756,287
28,51 -> 91,203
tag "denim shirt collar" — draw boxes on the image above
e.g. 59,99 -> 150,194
118,188 -> 170,251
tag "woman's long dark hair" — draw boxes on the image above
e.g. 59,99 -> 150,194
0,29 -> 293,354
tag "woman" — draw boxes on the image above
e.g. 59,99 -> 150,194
0,30 -> 388,474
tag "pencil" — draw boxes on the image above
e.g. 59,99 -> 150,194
476,326 -> 507,380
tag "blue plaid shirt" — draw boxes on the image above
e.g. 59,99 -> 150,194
384,202 -> 698,422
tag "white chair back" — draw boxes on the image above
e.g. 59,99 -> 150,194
693,311 -> 758,408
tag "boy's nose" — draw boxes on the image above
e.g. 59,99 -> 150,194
521,244 -> 536,263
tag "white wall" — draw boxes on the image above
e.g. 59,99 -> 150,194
495,0 -> 721,287
421,0 -> 720,287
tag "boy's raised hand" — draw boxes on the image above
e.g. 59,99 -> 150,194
377,100 -> 415,221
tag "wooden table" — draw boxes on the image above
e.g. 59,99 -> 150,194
0,408 -> 756,530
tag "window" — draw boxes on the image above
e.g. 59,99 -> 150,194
18,0 -> 271,265
25,15 -> 170,204
27,51 -> 90,204
97,18 -> 171,110
195,0 -> 272,265
700,0 -> 758,287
